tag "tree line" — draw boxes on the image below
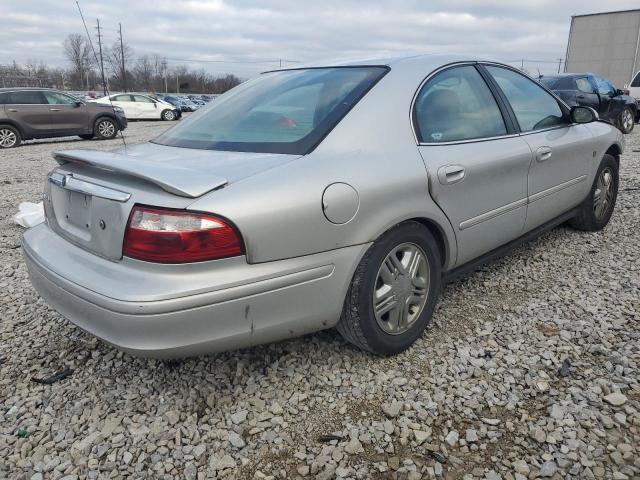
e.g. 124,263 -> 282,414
0,33 -> 242,95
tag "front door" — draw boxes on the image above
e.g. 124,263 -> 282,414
131,95 -> 158,119
483,65 -> 594,231
43,91 -> 89,135
110,94 -> 136,118
414,64 -> 531,266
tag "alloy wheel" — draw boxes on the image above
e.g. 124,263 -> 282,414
373,242 -> 430,335
621,109 -> 633,132
593,167 -> 614,220
0,128 -> 17,148
164,110 -> 175,121
98,120 -> 115,138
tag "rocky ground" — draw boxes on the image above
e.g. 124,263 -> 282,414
0,120 -> 638,480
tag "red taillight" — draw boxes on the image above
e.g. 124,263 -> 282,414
623,89 -> 630,96
123,206 -> 243,263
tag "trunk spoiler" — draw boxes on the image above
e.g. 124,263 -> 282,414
54,149 -> 228,198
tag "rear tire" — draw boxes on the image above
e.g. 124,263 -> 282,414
161,109 -> 176,121
569,154 -> 618,231
94,117 -> 118,140
337,222 -> 442,355
0,125 -> 21,149
619,107 -> 634,134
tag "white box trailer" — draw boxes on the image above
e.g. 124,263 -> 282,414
565,9 -> 640,93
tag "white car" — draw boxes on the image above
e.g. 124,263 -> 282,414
625,71 -> 640,99
91,94 -> 180,121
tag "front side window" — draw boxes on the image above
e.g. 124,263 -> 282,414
132,95 -> 154,103
575,78 -> 594,94
414,65 -> 507,143
486,66 -> 565,132
594,76 -> 615,95
153,67 -> 387,154
8,91 -> 46,104
44,91 -> 78,105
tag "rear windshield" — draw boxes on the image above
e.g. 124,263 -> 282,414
152,67 -> 387,154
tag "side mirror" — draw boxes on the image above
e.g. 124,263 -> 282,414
571,106 -> 598,124
74,101 -> 83,107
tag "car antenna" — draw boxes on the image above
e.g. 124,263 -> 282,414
537,68 -> 542,80
75,1 -> 127,152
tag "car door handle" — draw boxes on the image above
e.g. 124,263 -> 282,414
437,165 -> 466,185
576,94 -> 585,99
49,108 -> 61,112
536,146 -> 553,162
7,108 -> 18,112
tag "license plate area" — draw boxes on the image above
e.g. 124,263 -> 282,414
50,186 -> 93,242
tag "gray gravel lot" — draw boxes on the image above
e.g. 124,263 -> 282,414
1,121 -> 638,480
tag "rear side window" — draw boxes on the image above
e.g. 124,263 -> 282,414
0,93 -> 8,104
486,66 -> 565,132
632,72 -> 640,87
594,76 -> 615,95
414,65 -> 507,143
7,91 -> 46,104
575,78 -> 594,94
113,95 -> 133,102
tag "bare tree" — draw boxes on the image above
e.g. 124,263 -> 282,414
63,34 -> 93,89
106,40 -> 133,91
134,55 -> 154,91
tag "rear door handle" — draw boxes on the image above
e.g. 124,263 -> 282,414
576,94 -> 585,99
536,146 -> 553,162
49,108 -> 61,112
7,108 -> 18,112
437,165 -> 466,185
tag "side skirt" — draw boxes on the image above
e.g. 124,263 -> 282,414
442,207 -> 579,284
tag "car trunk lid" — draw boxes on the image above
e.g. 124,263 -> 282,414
46,144 -> 299,260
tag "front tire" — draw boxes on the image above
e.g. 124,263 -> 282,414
0,125 -> 21,149
94,117 -> 118,140
337,222 -> 442,355
619,107 -> 634,134
161,109 -> 176,121
569,154 -> 618,231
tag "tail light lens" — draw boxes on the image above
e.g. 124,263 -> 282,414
623,89 -> 630,96
123,206 -> 243,263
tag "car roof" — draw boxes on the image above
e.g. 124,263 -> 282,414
266,53 -> 481,73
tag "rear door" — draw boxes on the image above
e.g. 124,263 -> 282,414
110,94 -> 136,118
5,90 -> 51,136
483,65 -> 594,231
131,94 -> 158,119
415,64 -> 532,265
593,75 -> 617,120
43,91 -> 89,135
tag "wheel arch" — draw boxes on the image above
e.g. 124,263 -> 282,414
605,143 -> 622,167
0,120 -> 26,139
92,113 -> 117,130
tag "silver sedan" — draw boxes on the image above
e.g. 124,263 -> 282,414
22,54 -> 625,357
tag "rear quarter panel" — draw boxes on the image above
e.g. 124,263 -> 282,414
187,64 -> 458,269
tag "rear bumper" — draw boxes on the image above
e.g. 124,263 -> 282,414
22,223 -> 367,358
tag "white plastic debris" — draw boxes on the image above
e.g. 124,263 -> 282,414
13,202 -> 45,228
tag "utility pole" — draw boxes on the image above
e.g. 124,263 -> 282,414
521,59 -> 524,71
176,73 -> 179,94
118,23 -> 126,92
95,19 -> 107,96
161,58 -> 168,93
557,58 -> 562,74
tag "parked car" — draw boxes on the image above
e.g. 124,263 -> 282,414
22,55 -> 624,357
624,71 -> 640,115
539,73 -> 637,133
200,95 -> 215,103
162,95 -> 192,112
180,98 -> 200,111
0,87 -> 127,149
91,93 -> 181,121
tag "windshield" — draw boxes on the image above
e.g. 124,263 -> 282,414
152,66 -> 387,154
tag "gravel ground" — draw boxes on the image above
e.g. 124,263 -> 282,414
0,121 -> 638,480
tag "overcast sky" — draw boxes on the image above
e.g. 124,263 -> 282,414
2,0 -> 639,77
